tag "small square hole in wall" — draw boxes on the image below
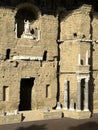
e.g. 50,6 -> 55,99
73,33 -> 77,37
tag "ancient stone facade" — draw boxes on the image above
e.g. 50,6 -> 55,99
0,0 -> 98,123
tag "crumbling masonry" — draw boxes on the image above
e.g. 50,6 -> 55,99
0,0 -> 98,124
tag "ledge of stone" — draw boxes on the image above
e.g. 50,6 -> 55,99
62,110 -> 91,119
0,113 -> 22,125
43,110 -> 62,120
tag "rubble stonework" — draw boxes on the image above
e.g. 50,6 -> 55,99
0,0 -> 98,123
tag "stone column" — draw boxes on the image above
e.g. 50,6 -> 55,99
63,79 -> 68,110
70,99 -> 74,111
84,78 -> 89,111
77,78 -> 81,111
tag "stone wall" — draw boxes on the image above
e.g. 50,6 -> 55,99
59,4 -> 98,113
0,114 -> 22,125
0,3 -> 58,113
1,3 -> 98,123
59,5 -> 91,110
60,5 -> 91,40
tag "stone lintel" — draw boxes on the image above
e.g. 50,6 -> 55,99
12,56 -> 43,61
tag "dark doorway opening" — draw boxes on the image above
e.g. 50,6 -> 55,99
19,77 -> 35,111
81,78 -> 85,110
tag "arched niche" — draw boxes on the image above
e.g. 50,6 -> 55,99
15,3 -> 41,38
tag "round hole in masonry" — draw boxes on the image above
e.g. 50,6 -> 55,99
82,34 -> 86,38
73,33 -> 77,37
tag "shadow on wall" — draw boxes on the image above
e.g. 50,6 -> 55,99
69,122 -> 98,130
15,124 -> 47,130
89,43 -> 95,115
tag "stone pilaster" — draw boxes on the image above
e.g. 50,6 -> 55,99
86,51 -> 88,65
84,78 -> 89,111
77,78 -> 81,111
63,79 -> 68,110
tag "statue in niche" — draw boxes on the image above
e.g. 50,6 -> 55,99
23,19 -> 33,39
24,20 -> 31,35
20,19 -> 41,40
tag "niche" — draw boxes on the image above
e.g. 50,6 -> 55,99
5,49 -> 10,60
3,86 -> 9,101
43,51 -> 47,61
81,59 -> 84,65
15,4 -> 39,38
46,84 -> 51,98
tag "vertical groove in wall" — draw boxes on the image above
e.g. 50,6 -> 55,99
56,15 -> 61,102
89,7 -> 94,115
89,8 -> 93,40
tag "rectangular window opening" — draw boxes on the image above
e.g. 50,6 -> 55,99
46,84 -> 51,98
3,86 -> 9,101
